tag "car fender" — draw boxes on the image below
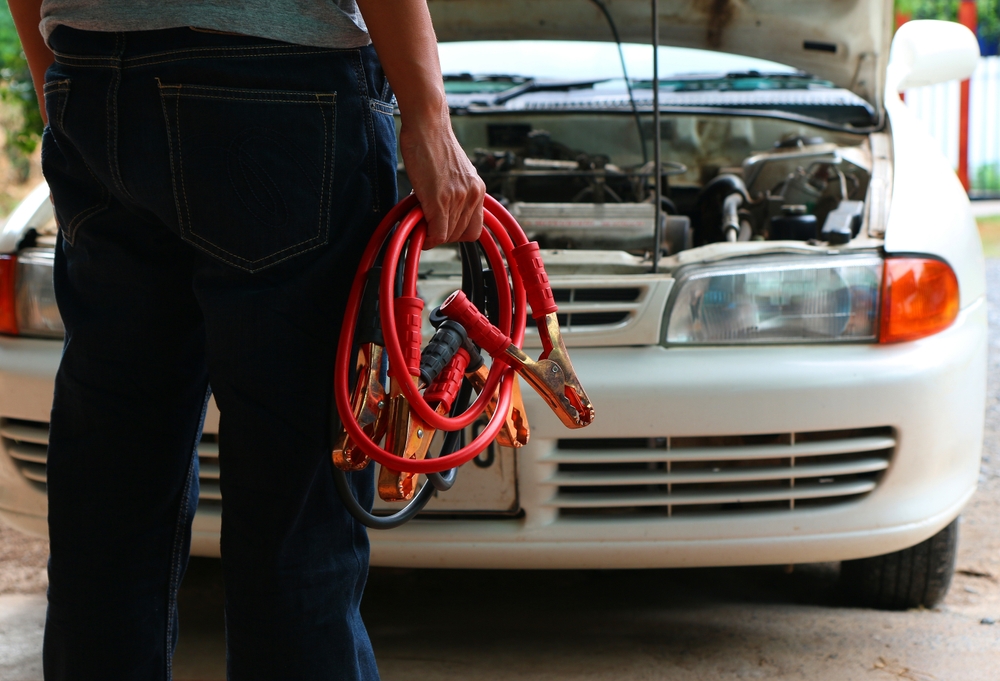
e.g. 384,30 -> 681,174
882,92 -> 985,309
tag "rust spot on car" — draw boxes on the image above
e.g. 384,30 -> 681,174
698,0 -> 737,48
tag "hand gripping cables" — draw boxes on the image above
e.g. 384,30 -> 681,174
332,194 -> 595,529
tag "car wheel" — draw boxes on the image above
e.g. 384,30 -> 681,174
839,518 -> 959,610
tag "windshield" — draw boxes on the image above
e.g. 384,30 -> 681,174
436,41 -> 875,129
439,41 -> 798,82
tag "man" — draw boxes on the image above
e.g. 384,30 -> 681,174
9,1 -> 484,678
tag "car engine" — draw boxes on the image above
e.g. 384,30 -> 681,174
398,116 -> 875,257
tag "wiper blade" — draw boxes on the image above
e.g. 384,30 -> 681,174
493,79 -> 611,105
443,74 -> 532,95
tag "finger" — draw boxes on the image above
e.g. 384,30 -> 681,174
423,207 -> 449,250
449,178 -> 485,243
448,190 -> 480,243
457,199 -> 484,242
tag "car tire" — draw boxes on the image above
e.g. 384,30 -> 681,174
839,518 -> 958,610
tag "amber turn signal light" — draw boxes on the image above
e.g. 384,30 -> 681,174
880,257 -> 959,343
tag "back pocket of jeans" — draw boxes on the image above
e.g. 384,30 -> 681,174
158,82 -> 336,272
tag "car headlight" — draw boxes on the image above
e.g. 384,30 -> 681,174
0,249 -> 64,338
664,254 -> 883,344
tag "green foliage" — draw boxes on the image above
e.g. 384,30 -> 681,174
975,164 -> 1000,193
896,0 -> 1000,43
980,0 -> 1000,43
0,1 -> 42,162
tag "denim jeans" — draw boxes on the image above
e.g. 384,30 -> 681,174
40,26 -> 395,680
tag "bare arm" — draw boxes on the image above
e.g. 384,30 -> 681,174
356,0 -> 484,249
9,0 -> 53,126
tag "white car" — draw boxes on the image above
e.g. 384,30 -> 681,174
0,2 -> 986,609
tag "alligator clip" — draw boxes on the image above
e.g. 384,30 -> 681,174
378,346 -> 471,501
332,343 -> 387,471
466,363 -> 529,448
378,380 -> 440,500
439,242 -> 594,429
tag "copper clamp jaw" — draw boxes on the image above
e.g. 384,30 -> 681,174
377,379 -> 445,500
439,242 -> 594,430
502,313 -> 594,429
466,364 -> 529,449
332,343 -> 387,471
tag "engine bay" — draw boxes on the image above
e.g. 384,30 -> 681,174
398,112 -> 879,260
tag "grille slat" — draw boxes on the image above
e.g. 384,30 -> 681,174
545,435 -> 896,464
197,442 -> 219,458
553,302 -> 642,314
0,422 -> 49,445
550,428 -> 893,518
18,462 -> 48,484
199,481 -> 222,500
6,442 -> 49,465
547,457 -> 889,487
199,462 -> 220,479
2,418 -> 222,502
538,284 -> 647,331
548,480 -> 877,509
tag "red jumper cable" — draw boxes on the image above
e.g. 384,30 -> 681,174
332,194 -> 594,526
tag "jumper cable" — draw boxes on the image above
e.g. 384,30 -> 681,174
332,194 -> 594,526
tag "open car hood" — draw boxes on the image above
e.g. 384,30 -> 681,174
428,0 -> 893,113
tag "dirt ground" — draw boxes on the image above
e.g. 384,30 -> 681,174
2,260 -> 1000,680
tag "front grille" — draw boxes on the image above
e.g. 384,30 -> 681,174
1,418 -> 221,504
1,419 -> 49,492
545,427 -> 894,518
546,285 -> 644,330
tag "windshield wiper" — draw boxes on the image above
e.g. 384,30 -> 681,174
492,78 -> 611,105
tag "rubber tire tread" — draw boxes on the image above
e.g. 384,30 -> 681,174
840,518 -> 958,610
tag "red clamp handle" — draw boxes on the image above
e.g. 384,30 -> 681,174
393,296 -> 424,378
439,290 -> 511,358
512,241 -> 557,319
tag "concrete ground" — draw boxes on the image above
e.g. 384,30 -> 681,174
3,261 -> 1000,680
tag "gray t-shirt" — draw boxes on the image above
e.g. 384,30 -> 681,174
40,0 -> 371,49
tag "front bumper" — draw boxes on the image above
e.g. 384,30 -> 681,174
0,298 -> 986,568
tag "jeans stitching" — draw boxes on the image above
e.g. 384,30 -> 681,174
44,78 -> 110,242
158,87 -> 337,270
165,452 -> 195,681
123,44 -> 349,61
160,84 -> 338,98
63,186 -> 110,244
44,83 -> 71,130
157,79 -> 188,254
55,44 -> 347,61
106,34 -> 133,202
162,93 -> 335,104
174,93 -> 195,248
56,49 -> 356,70
61,150 -> 111,244
370,100 -> 395,116
354,52 -> 379,214
43,79 -> 71,92
319,98 -> 333,253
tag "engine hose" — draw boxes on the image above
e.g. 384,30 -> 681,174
334,193 -> 530,474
